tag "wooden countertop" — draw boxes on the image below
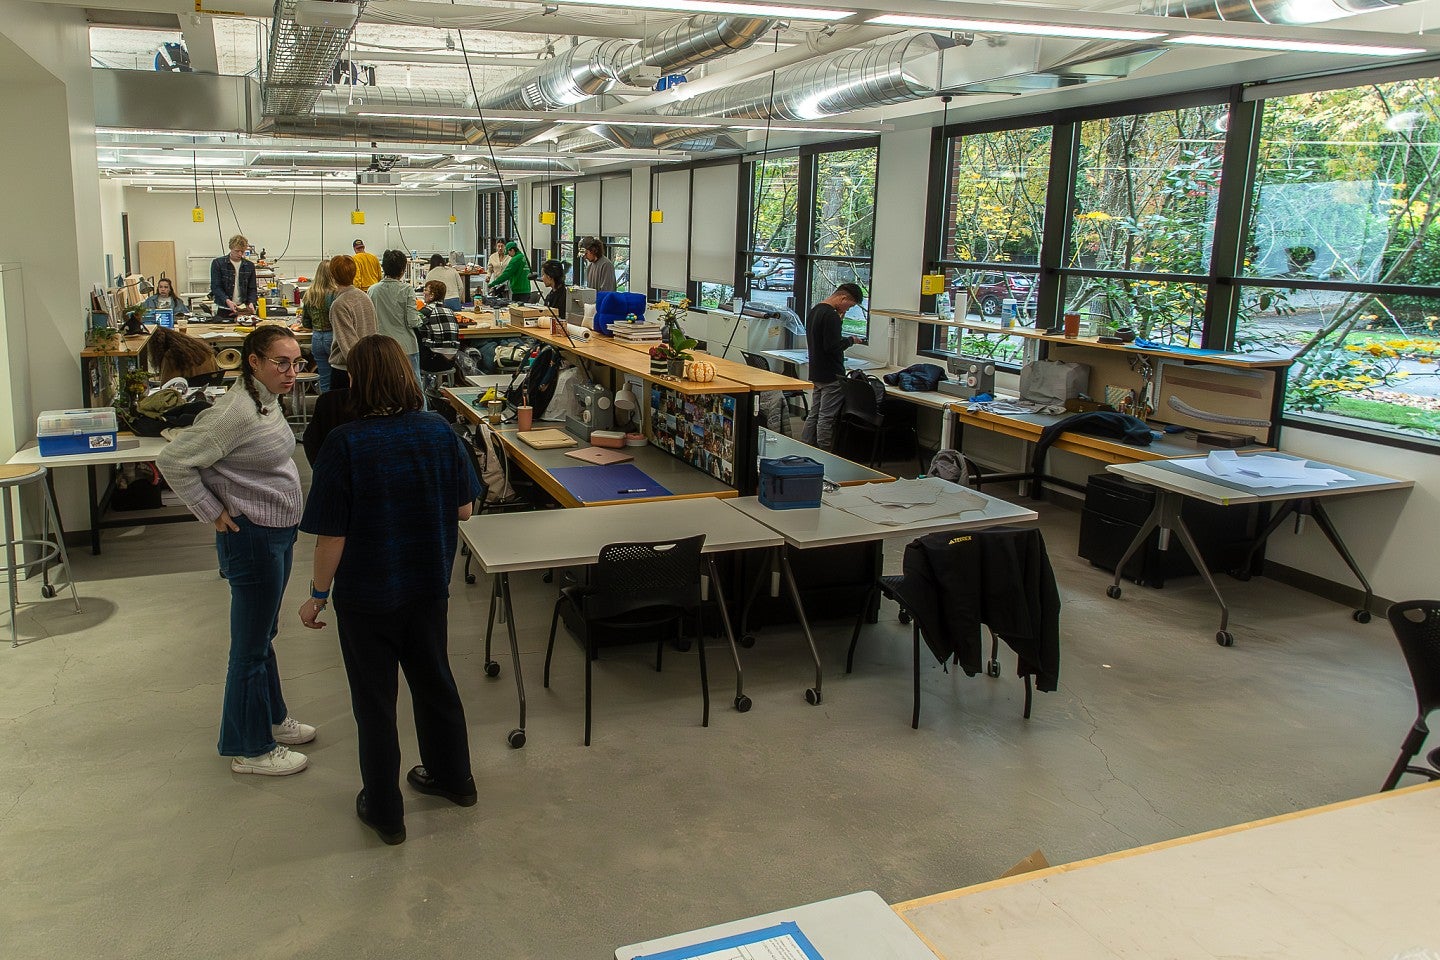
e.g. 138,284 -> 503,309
519,326 -> 757,396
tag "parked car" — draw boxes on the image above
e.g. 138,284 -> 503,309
957,272 -> 1037,320
753,259 -> 795,291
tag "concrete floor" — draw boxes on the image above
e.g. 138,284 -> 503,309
0,475 -> 1419,960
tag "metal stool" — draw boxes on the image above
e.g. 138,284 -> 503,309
1,465 -> 81,647
287,372 -> 320,429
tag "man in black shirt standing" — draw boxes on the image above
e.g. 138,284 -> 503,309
801,282 -> 866,450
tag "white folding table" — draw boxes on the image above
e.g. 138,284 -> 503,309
457,497 -> 784,747
6,435 -> 185,555
1105,454 -> 1412,646
725,484 -> 1038,705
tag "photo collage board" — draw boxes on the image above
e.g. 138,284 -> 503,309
649,386 -> 737,486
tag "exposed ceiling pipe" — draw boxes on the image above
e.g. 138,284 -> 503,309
614,16 -> 774,84
1169,0 -> 1406,25
642,34 -> 953,149
262,0 -> 369,117
274,87 -> 471,141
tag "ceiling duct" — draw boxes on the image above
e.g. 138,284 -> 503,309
1169,0 -> 1408,23
615,16 -> 773,84
272,87 -> 470,141
645,33 -> 953,149
262,0 -> 369,117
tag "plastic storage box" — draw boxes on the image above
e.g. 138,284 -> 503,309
758,455 -> 824,510
37,408 -> 119,456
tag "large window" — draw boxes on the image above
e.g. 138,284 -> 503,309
923,78 -> 1440,446
740,143 -> 878,336
1234,79 -> 1440,438
933,125 -> 1051,357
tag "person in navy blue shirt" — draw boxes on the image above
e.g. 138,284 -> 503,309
298,334 -> 483,845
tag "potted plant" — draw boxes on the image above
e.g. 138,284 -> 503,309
86,326 -> 123,352
663,324 -> 698,378
648,342 -> 676,377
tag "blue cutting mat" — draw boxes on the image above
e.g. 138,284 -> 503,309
550,464 -> 672,502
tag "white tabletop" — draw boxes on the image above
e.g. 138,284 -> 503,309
726,481 -> 1037,550
459,497 -> 784,574
7,436 -> 170,469
866,368 -> 956,411
763,348 -> 882,372
757,427 -> 892,487
616,890 -> 936,960
1108,454 -> 1413,506
897,782 -> 1440,960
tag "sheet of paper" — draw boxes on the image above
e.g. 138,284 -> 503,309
1165,453 -> 1350,489
634,921 -> 824,960
827,483 -> 987,525
860,478 -> 942,506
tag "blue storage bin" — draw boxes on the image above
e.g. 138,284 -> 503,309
759,455 -> 824,510
37,408 -> 119,456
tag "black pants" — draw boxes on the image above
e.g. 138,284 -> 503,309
335,597 -> 472,828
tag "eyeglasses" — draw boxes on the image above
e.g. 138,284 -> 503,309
260,356 -> 309,374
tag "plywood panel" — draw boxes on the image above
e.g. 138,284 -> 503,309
136,239 -> 176,286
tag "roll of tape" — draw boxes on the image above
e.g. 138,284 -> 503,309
216,347 -> 243,370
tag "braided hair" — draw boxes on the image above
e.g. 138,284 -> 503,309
240,325 -> 297,417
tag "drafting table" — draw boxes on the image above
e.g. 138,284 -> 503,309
1105,454 -> 1412,646
458,498 -> 783,748
725,484 -> 1037,705
616,890 -> 936,960
895,782 -> 1440,960
756,426 -> 891,487
761,348 -> 883,374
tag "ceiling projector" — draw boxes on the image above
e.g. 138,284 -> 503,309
294,1 -> 360,29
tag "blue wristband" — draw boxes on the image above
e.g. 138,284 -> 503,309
309,580 -> 330,600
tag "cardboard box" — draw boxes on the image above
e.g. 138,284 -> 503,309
508,304 -> 544,321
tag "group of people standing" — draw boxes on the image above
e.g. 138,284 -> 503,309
156,323 -> 483,846
298,240 -> 460,394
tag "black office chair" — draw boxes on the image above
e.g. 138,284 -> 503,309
740,350 -> 809,430
836,376 -> 919,471
1380,600 -> 1440,791
544,535 -> 708,746
846,527 -> 1060,727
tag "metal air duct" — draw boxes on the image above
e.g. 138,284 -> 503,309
271,87 -> 470,141
648,33 -> 952,148
1169,0 -> 1407,24
262,0 -> 369,117
616,16 -> 773,84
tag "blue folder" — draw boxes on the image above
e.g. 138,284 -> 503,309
549,464 -> 671,503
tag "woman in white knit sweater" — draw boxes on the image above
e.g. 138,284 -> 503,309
157,326 -> 316,777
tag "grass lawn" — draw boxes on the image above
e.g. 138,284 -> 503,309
1325,396 -> 1440,434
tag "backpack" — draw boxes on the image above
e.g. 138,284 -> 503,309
470,421 -> 515,504
505,345 -> 563,418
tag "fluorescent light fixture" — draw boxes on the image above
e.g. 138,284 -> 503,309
559,0 -> 850,21
867,13 -> 1164,42
1166,34 -> 1425,56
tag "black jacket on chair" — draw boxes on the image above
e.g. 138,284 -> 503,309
891,527 -> 1060,691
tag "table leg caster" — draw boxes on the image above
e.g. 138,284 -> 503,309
1216,630 -> 1235,647
1353,609 -> 1371,624
507,728 -> 526,748
1106,585 -> 1122,600
734,695 -> 752,713
484,660 -> 501,678
804,688 -> 822,706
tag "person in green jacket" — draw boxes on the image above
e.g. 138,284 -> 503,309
494,241 -> 532,301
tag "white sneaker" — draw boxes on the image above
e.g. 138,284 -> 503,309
272,716 -> 317,745
231,745 -> 309,776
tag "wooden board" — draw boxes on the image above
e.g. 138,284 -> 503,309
137,240 -> 177,288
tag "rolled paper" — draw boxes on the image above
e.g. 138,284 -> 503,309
564,323 -> 591,341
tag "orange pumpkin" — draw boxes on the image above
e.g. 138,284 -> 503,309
688,359 -> 716,383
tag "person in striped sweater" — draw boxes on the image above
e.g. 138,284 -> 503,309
158,325 -> 316,777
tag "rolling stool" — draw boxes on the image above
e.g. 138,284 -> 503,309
1,465 -> 81,647
287,371 -> 320,429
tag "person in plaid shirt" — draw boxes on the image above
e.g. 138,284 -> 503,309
419,280 -> 461,373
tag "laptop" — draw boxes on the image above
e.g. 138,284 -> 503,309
517,428 -> 577,449
564,446 -> 633,465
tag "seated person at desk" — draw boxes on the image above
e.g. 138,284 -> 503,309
539,260 -> 567,321
582,238 -> 616,292
801,282 -> 866,450
141,278 -> 189,319
425,254 -> 464,311
419,280 -> 460,373
491,241 -> 532,302
210,234 -> 258,319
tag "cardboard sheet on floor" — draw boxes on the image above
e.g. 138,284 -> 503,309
549,464 -> 671,502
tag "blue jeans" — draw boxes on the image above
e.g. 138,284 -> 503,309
409,353 -> 426,410
310,329 -> 334,393
216,517 -> 297,757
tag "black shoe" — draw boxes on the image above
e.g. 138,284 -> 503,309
406,765 -> 478,807
355,790 -> 406,845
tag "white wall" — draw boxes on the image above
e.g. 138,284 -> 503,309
628,165 -> 652,294
0,0 -> 106,525
98,179 -> 126,281
119,188 -> 478,292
